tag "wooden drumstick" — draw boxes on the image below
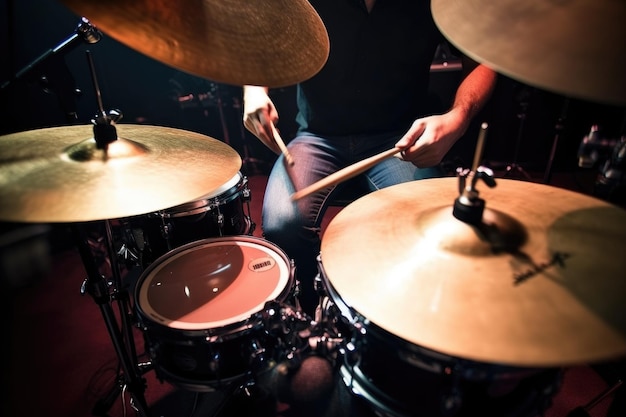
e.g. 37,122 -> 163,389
270,123 -> 295,166
291,146 -> 402,201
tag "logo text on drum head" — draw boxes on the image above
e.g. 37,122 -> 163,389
249,257 -> 275,272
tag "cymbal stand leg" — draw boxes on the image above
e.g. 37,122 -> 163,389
71,223 -> 151,417
544,98 -> 570,184
102,219 -> 140,364
503,87 -> 533,181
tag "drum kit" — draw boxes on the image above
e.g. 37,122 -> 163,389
1,1 -> 625,417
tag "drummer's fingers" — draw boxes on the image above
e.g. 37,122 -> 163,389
395,120 -> 427,149
250,117 -> 281,154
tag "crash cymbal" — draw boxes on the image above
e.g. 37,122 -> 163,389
431,0 -> 626,106
320,178 -> 626,367
60,0 -> 329,88
0,124 -> 241,223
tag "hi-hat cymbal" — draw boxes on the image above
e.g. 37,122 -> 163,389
0,124 -> 241,223
431,0 -> 626,106
60,0 -> 330,88
320,178 -> 626,367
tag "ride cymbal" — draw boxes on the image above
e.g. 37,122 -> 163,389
0,124 -> 241,223
60,0 -> 330,88
320,178 -> 626,367
431,0 -> 626,105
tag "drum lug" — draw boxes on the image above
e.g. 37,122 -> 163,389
342,341 -> 360,367
242,186 -> 251,201
247,338 -> 271,373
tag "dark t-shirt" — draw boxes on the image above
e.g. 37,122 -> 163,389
296,0 -> 443,136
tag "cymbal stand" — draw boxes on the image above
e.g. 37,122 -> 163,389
503,85 -> 533,180
544,98 -> 570,184
79,50 -> 150,416
0,17 -> 102,124
72,222 -> 150,417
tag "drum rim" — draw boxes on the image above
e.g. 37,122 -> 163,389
318,256 -> 554,378
136,236 -> 293,331
156,172 -> 245,217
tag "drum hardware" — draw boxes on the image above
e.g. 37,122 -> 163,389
543,98 -> 570,184
500,84 -> 534,181
73,221 -> 151,417
1,17 -> 100,91
1,17 -> 101,123
577,124 -> 626,204
452,123 -> 496,225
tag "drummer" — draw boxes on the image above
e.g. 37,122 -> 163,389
243,0 -> 497,315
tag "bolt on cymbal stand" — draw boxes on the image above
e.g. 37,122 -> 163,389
503,85 -> 533,180
72,222 -> 151,417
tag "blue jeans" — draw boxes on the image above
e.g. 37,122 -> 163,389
261,131 -> 443,314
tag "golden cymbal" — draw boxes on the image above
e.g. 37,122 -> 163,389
320,178 -> 626,367
431,0 -> 626,106
0,124 -> 242,223
60,0 -> 330,88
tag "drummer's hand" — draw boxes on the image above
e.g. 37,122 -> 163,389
395,108 -> 468,168
243,85 -> 281,155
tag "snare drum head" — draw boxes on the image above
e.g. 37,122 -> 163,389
136,237 -> 291,330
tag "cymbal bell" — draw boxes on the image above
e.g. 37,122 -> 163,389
431,0 -> 626,105
0,124 -> 242,223
60,0 -> 330,88
320,178 -> 626,367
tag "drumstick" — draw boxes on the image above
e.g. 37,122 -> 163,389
270,123 -> 295,166
291,146 -> 402,201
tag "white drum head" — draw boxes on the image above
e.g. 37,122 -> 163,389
137,237 -> 290,330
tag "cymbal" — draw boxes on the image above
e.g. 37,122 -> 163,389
60,0 -> 330,88
320,178 -> 626,367
0,124 -> 242,223
431,0 -> 626,106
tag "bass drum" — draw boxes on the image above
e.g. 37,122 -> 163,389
316,257 -> 563,417
133,171 -> 254,267
135,236 -> 296,391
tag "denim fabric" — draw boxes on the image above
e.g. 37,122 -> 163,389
261,132 -> 443,314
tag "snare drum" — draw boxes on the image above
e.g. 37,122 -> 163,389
134,172 -> 254,266
134,236 -> 296,391
316,257 -> 562,417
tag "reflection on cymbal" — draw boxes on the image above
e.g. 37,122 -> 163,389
320,178 -> 626,367
61,0 -> 330,88
431,0 -> 626,105
0,124 -> 241,223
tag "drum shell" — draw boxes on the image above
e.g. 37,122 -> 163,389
135,236 -> 296,391
317,258 -> 562,417
132,172 -> 254,266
